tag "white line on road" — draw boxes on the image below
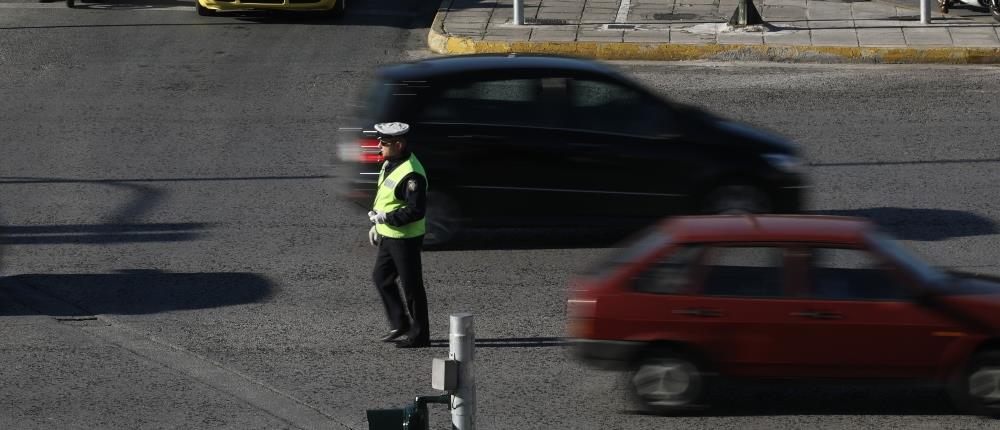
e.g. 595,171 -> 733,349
614,0 -> 630,23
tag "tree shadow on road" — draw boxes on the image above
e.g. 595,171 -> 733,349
809,207 -> 998,241
0,270 -> 275,317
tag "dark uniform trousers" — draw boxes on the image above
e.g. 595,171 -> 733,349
372,235 -> 429,342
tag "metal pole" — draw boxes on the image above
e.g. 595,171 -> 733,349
513,0 -> 524,25
450,313 -> 475,430
921,0 -> 931,23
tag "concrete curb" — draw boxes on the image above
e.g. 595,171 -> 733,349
427,2 -> 1000,63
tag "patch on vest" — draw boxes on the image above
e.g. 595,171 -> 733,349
407,179 -> 418,192
383,179 -> 396,189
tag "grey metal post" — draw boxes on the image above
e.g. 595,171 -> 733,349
513,0 -> 524,25
921,0 -> 931,24
450,313 -> 476,430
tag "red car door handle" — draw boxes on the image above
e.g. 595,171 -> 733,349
672,308 -> 724,317
790,311 -> 842,320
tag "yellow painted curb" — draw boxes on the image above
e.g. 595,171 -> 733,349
428,8 -> 1000,64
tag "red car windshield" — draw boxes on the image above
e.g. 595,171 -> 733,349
580,226 -> 672,279
866,231 -> 947,286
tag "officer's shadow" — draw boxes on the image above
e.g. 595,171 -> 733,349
424,227 -> 632,251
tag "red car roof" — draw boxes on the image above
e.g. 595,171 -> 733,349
662,215 -> 875,245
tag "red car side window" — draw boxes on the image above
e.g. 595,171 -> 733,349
631,245 -> 704,294
808,248 -> 912,301
699,246 -> 788,298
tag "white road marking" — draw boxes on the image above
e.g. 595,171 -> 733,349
614,0 -> 630,23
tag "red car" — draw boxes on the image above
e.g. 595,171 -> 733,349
567,215 -> 1000,416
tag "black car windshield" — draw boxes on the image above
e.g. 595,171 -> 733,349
866,231 -> 947,286
580,226 -> 672,279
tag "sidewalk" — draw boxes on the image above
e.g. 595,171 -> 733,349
428,0 -> 1000,63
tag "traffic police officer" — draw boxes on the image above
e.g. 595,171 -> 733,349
367,122 -> 430,349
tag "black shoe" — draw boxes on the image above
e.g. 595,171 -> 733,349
394,333 -> 430,348
379,329 -> 408,342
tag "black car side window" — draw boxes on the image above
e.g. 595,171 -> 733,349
419,78 -> 549,127
568,79 -> 674,137
632,245 -> 704,294
700,246 -> 787,298
808,248 -> 911,301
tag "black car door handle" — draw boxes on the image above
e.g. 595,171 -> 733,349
672,308 -> 724,317
790,311 -> 843,320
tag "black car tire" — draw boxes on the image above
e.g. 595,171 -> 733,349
703,183 -> 772,214
991,0 -> 1000,22
66,0 -> 74,8
948,350 -> 1000,417
196,1 -> 216,16
424,191 -> 461,247
628,348 -> 710,414
326,0 -> 345,17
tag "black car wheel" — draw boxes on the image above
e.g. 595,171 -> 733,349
66,0 -> 74,8
424,191 -> 461,247
703,183 -> 771,214
196,2 -> 216,16
327,0 -> 345,17
949,350 -> 1000,417
628,349 -> 709,414
990,0 -> 1000,22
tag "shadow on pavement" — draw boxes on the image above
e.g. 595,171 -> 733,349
428,337 -> 568,348
0,222 -> 211,245
810,207 -> 998,241
0,270 -> 274,317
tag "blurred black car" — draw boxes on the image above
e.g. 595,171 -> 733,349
337,54 -> 807,246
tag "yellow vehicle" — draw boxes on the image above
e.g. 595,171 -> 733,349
196,0 -> 344,16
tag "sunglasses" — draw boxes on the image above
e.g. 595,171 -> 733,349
377,137 -> 402,146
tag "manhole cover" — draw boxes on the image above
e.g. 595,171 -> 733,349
651,13 -> 698,20
528,18 -> 569,24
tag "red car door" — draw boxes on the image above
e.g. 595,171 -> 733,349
682,245 -> 811,378
780,247 -> 963,378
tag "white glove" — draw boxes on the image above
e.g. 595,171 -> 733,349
368,210 -> 388,224
368,225 -> 381,246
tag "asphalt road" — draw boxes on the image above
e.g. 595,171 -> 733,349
2,1 -> 1000,428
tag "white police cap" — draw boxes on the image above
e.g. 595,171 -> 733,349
373,122 -> 409,137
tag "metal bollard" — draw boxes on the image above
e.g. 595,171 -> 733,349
450,313 -> 476,430
513,0 -> 524,25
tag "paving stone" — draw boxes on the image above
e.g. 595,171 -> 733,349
670,27 -> 719,43
810,27 -> 859,45
808,19 -> 855,29
718,30 -> 765,43
857,27 -> 906,46
530,29 -> 580,40
762,5 -> 807,20
763,27 -> 811,44
623,29 -> 673,41
902,26 -> 953,45
949,26 -> 1000,46
483,28 -> 535,40
577,29 -> 626,40
807,2 -> 853,20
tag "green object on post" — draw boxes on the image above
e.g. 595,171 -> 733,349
366,395 -> 450,430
